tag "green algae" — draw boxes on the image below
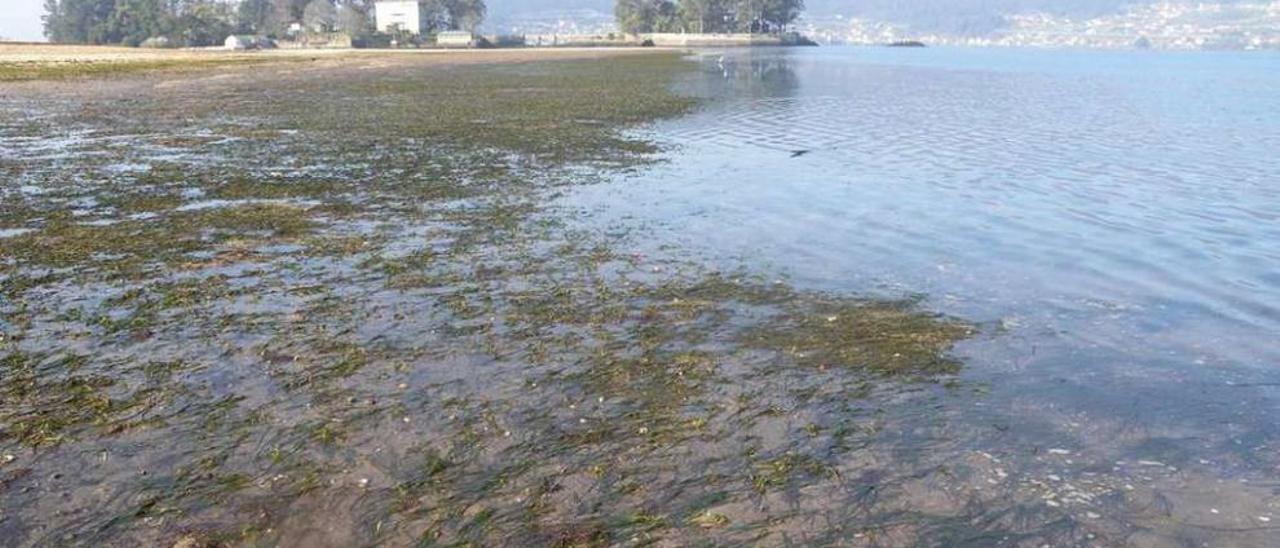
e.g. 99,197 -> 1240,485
0,51 -> 981,546
0,203 -> 316,272
745,298 -> 976,376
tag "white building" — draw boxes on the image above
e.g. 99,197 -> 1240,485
436,31 -> 476,48
374,1 -> 433,35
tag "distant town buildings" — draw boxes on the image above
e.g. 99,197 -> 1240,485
487,9 -> 618,37
796,2 -> 1280,50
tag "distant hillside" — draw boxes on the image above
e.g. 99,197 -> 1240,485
485,0 -> 612,15
485,1 -> 1266,35
803,0 -> 1125,34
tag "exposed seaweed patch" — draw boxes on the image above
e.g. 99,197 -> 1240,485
0,52 -> 998,547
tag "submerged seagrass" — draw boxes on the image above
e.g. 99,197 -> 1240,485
0,51 -> 973,545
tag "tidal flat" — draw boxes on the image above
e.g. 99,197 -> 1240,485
0,50 -> 979,546
6,48 -> 1277,547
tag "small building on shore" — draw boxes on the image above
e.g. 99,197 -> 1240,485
374,0 -> 432,35
225,35 -> 276,51
436,31 -> 477,48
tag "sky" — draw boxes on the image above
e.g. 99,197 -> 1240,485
2,0 -> 46,41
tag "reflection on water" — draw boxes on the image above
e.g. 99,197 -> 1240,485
565,46 -> 1280,543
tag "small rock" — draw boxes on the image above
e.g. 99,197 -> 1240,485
1,454 -> 14,465
172,536 -> 205,548
1048,449 -> 1071,455
1259,516 -> 1272,523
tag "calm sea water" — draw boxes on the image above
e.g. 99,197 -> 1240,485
566,46 -> 1280,507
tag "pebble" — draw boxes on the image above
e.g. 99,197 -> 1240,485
1210,508 -> 1219,514
1086,512 -> 1101,519
1260,516 -> 1272,523
1,454 -> 14,465
1048,449 -> 1071,455
358,478 -> 369,488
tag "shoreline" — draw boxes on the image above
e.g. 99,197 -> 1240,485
0,45 -> 691,82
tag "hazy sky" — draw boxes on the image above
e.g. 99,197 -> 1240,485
2,0 -> 46,41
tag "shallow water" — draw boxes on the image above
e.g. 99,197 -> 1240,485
578,47 -> 1280,360
565,46 -> 1280,536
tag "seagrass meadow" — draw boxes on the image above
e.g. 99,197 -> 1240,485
0,49 -> 983,546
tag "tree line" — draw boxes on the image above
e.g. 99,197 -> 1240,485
42,0 -> 486,46
615,0 -> 804,34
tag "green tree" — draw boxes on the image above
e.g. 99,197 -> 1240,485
619,0 -> 796,34
274,0 -> 311,29
615,0 -> 678,33
302,0 -> 337,31
172,0 -> 234,46
103,0 -> 172,45
43,0 -> 116,43
763,0 -> 803,32
443,0 -> 486,32
336,1 -> 372,34
237,0 -> 273,34
678,0 -> 707,33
